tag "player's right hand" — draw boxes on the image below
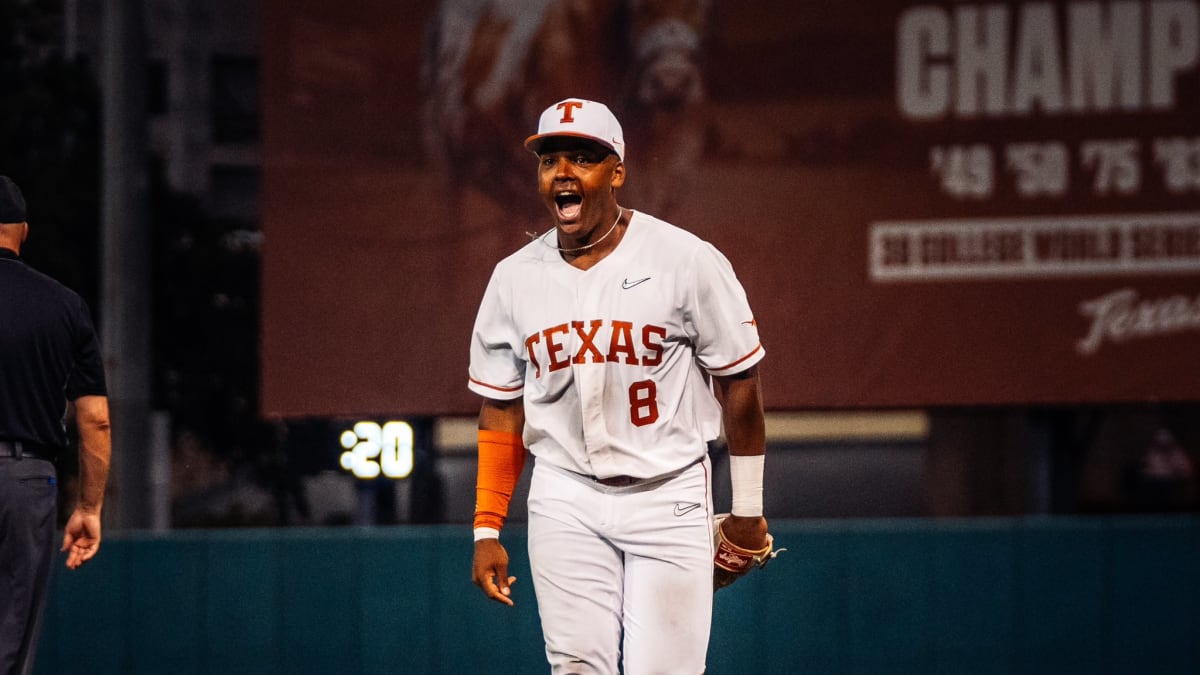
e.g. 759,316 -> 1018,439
472,538 -> 517,606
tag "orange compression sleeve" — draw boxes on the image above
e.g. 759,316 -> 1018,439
474,430 -> 526,531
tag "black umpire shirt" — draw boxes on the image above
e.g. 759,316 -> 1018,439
0,247 -> 107,451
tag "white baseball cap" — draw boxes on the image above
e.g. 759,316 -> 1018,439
525,98 -> 626,161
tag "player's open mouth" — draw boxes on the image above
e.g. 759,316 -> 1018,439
555,191 -> 583,220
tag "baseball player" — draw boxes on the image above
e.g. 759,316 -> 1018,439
468,98 -> 771,674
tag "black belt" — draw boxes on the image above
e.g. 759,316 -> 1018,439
594,474 -> 642,487
588,456 -> 706,488
0,440 -> 55,461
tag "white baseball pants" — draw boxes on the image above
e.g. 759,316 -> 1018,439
527,457 -> 714,675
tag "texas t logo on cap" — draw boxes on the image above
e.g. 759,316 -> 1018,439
525,98 -> 626,161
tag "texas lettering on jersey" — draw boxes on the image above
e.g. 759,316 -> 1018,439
525,319 -> 667,378
468,211 -> 765,477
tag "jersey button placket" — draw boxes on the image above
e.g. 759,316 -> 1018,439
575,301 -> 606,470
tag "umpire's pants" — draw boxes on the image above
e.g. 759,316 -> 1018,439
0,457 -> 58,675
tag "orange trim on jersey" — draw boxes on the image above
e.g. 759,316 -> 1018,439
469,377 -> 523,393
474,430 -> 527,531
710,343 -> 763,373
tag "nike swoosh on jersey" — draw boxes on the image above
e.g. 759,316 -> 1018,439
622,277 -> 651,289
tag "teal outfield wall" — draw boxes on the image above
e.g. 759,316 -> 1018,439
35,517 -> 1199,674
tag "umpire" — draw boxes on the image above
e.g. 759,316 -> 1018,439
0,176 -> 112,675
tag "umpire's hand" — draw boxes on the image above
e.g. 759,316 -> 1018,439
61,508 -> 102,569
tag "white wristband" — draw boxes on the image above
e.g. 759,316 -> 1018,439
473,527 -> 500,542
729,454 -> 765,517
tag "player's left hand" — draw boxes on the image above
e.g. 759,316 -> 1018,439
712,514 -> 783,591
720,514 -> 768,549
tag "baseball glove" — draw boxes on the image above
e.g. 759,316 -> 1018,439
712,513 -> 784,591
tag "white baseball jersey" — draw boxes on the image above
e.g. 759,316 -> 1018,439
468,210 -> 764,480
